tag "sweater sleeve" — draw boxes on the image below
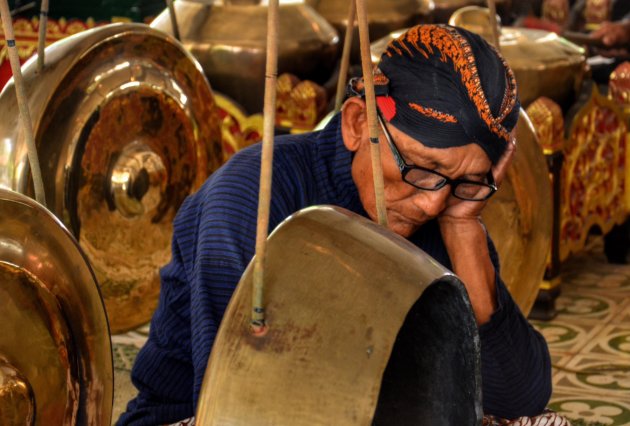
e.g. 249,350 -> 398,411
188,177 -> 259,410
478,238 -> 552,419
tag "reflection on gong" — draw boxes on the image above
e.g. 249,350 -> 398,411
0,189 -> 113,425
0,23 -> 224,333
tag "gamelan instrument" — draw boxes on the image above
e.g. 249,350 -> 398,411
305,0 -> 433,62
150,0 -> 339,114
482,110 -> 553,315
431,0 -> 509,23
196,0 -> 483,423
0,23 -> 223,333
0,189 -> 113,425
196,206 -> 482,425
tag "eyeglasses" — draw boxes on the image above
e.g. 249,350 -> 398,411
377,113 -> 497,202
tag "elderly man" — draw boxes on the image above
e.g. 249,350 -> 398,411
119,24 -> 552,425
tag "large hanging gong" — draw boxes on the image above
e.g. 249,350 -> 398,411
0,23 -> 223,333
0,189 -> 113,425
197,206 -> 482,425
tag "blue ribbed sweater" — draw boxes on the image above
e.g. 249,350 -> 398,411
118,114 -> 551,425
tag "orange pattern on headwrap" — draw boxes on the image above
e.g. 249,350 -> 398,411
409,103 -> 458,123
373,70 -> 390,88
383,25 -> 518,143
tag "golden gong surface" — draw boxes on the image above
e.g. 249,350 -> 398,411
0,24 -> 223,333
482,110 -> 553,315
0,189 -> 112,425
197,206 -> 481,424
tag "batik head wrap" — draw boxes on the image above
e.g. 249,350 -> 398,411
350,24 -> 520,164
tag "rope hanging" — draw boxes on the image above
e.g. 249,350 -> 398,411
251,0 -> 279,335
355,0 -> 388,227
0,0 -> 46,206
334,0 -> 356,113
37,0 -> 48,71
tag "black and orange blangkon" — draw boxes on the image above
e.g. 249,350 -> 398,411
380,25 -> 518,143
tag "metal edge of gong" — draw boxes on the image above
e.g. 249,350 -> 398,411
0,188 -> 113,425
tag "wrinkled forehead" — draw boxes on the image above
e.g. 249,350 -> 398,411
383,116 -> 493,175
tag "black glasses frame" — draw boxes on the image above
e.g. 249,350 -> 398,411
376,113 -> 497,202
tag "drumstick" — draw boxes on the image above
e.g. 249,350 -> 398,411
355,0 -> 388,227
334,0 -> 356,113
166,0 -> 181,41
487,0 -> 500,50
0,0 -> 46,206
37,0 -> 48,71
251,0 -> 279,335
562,31 -> 606,48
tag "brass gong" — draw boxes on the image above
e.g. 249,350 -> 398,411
0,189 -> 113,425
0,23 -> 223,333
305,0 -> 434,63
197,206 -> 482,425
432,0 -> 485,22
151,0 -> 339,114
482,110 -> 553,315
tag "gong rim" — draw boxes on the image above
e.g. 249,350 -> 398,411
0,189 -> 113,425
482,110 -> 553,315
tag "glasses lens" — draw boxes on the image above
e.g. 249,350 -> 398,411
453,182 -> 494,201
404,168 -> 448,190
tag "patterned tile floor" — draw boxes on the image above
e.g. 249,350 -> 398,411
531,237 -> 630,426
110,237 -> 630,425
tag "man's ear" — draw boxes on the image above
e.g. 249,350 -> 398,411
341,97 -> 368,153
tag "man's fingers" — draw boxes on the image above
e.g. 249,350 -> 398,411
492,137 -> 516,186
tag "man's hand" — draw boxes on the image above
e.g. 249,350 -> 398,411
591,20 -> 630,47
591,20 -> 630,58
437,136 -> 516,325
439,135 -> 516,222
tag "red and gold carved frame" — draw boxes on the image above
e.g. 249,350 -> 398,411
0,17 -> 107,89
528,77 -> 630,270
559,87 -> 628,261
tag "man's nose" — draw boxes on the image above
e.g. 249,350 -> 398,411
413,187 -> 451,218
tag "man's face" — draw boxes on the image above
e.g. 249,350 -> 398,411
342,100 -> 493,238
